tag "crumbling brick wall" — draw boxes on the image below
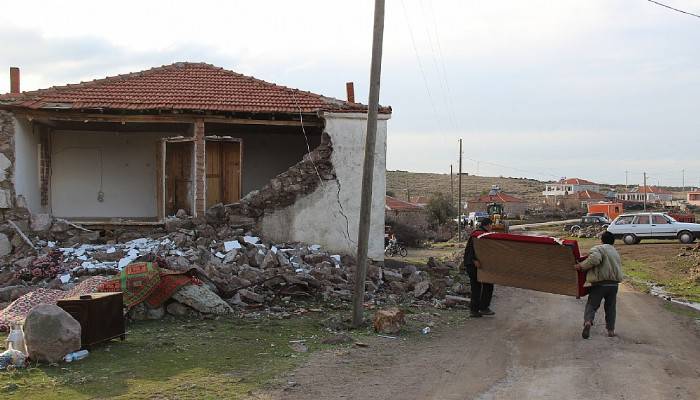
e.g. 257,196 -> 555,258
0,110 -> 16,212
232,131 -> 335,219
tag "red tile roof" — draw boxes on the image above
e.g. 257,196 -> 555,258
471,192 -> 524,203
632,186 -> 673,195
0,62 -> 391,115
386,196 -> 424,211
559,178 -> 597,185
576,190 -> 607,200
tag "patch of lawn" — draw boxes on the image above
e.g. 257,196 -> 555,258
622,259 -> 700,303
662,302 -> 700,320
0,314 -> 340,400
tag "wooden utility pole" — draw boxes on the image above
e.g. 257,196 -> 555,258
352,0 -> 385,328
450,164 -> 454,205
625,170 -> 629,189
457,139 -> 462,241
643,172 -> 647,211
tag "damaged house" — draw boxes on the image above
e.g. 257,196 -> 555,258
0,63 -> 391,259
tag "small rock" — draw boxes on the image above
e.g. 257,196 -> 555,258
289,342 -> 308,353
238,288 -> 265,304
413,280 -> 430,298
171,284 -> 233,315
372,307 -> 405,334
166,301 -> 192,317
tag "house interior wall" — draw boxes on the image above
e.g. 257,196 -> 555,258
50,130 -> 176,219
12,116 -> 44,213
204,123 -> 322,196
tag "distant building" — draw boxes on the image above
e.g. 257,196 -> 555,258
385,196 -> 429,230
548,190 -> 607,211
408,195 -> 430,207
465,186 -> 527,218
616,186 -> 673,203
687,191 -> 700,206
543,178 -> 600,197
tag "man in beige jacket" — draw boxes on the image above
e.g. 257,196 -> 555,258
574,231 -> 624,339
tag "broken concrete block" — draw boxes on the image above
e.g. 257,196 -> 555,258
30,213 -> 52,232
413,280 -> 430,298
166,301 -> 192,317
261,251 -> 279,269
0,189 -> 12,208
372,307 -> 405,334
444,295 -> 470,308
0,153 -> 11,182
382,269 -> 403,283
0,233 -> 11,257
238,288 -> 265,304
171,284 -> 233,315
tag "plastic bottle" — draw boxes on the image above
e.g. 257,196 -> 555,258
6,324 -> 28,355
64,349 -> 89,363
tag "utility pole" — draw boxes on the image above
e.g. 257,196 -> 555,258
450,164 -> 454,206
643,172 -> 647,211
458,139 -> 462,241
682,169 -> 685,192
352,0 -> 385,328
625,170 -> 629,189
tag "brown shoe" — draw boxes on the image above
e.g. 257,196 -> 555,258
607,330 -> 616,337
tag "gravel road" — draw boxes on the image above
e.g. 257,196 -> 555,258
266,285 -> 700,400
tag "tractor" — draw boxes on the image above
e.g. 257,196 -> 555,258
486,202 -> 509,233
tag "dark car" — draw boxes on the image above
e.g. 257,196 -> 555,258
564,215 -> 610,234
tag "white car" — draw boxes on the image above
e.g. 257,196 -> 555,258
607,212 -> 700,245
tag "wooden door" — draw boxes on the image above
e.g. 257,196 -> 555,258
206,141 -> 241,207
165,142 -> 193,215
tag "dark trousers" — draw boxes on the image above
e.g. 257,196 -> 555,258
467,268 -> 494,313
584,284 -> 618,331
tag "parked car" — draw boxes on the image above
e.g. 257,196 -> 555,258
564,215 -> 610,234
466,211 -> 489,227
606,212 -> 700,245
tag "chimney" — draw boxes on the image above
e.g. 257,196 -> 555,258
345,82 -> 355,103
10,67 -> 20,94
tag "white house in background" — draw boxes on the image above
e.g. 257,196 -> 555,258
616,186 -> 673,203
543,178 -> 600,197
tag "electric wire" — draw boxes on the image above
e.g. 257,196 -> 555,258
646,0 -> 700,19
290,90 -> 324,187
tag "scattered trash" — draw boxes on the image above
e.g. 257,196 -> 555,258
0,349 -> 26,370
63,349 -> 89,363
421,327 -> 431,335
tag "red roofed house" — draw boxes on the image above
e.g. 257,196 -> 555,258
465,187 -> 527,218
616,186 -> 673,204
0,63 -> 391,259
385,196 -> 429,230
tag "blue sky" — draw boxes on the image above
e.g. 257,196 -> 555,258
1,0 -> 699,186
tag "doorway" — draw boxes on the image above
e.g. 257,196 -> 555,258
205,140 -> 241,207
165,141 -> 194,215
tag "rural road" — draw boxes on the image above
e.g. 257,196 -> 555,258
266,285 -> 700,400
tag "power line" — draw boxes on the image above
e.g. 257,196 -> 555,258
647,0 -> 700,19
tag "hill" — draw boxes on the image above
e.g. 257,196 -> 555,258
386,171 -> 546,205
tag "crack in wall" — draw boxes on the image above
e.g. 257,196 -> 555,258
335,177 -> 355,246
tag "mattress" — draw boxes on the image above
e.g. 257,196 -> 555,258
472,233 -> 588,298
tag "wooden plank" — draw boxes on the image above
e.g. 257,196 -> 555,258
222,141 -> 241,203
205,141 -> 222,207
473,238 -> 579,297
165,141 -> 193,215
14,110 -> 320,126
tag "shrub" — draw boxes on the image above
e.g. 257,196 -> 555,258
426,193 -> 457,227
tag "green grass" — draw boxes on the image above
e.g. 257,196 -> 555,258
0,314 -> 344,399
622,259 -> 700,303
662,302 -> 700,319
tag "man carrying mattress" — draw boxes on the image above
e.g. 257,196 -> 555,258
464,218 -> 495,318
574,231 -> 624,339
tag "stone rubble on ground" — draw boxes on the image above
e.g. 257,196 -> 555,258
1,203 -> 470,324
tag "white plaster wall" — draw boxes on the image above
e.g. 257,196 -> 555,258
51,131 -> 170,218
13,116 -> 44,213
261,113 -> 388,260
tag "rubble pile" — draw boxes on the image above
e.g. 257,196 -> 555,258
1,204 -> 470,320
569,225 -> 607,239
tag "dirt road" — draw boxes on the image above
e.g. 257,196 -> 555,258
266,285 -> 700,400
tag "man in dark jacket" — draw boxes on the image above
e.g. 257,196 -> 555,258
464,218 -> 494,318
